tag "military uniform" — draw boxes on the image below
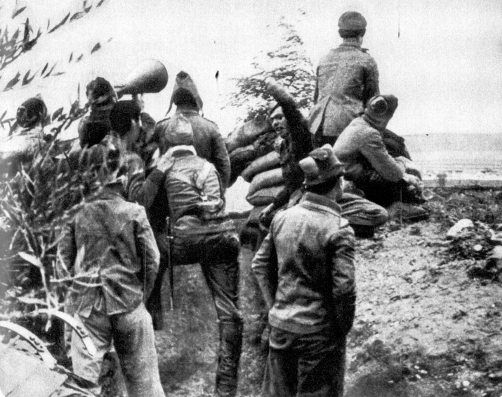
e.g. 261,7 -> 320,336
152,145 -> 242,397
263,80 -> 387,236
59,185 -> 165,397
334,95 -> 426,210
155,110 -> 231,188
309,40 -> 379,146
252,146 -> 356,397
156,70 -> 231,189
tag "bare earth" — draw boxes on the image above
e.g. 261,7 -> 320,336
97,190 -> 502,397
129,217 -> 501,397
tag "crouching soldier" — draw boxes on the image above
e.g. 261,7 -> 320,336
334,94 -> 429,221
58,144 -> 165,397
260,78 -> 387,238
252,145 -> 356,397
152,114 -> 243,397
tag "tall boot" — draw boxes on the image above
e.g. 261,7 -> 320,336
215,321 -> 243,397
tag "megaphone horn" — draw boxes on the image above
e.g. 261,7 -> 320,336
116,59 -> 168,97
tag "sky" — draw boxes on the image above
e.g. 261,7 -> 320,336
0,0 -> 502,139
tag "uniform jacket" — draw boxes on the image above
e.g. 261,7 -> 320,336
162,148 -> 225,223
155,107 -> 231,189
309,40 -> 379,141
333,116 -> 405,184
252,192 -> 356,335
59,187 -> 160,317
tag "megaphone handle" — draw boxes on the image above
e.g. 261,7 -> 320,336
132,93 -> 145,111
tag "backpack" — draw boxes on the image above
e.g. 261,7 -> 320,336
166,159 -> 236,264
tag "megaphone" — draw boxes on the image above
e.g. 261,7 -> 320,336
116,59 -> 168,98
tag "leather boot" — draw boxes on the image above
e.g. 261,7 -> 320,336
215,321 -> 243,397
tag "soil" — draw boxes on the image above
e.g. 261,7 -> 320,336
3,188 -> 502,396
141,190 -> 502,397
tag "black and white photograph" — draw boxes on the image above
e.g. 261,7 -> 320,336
0,1 -> 501,396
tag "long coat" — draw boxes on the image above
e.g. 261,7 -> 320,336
308,41 -> 379,145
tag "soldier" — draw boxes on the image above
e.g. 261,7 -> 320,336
309,11 -> 379,146
252,145 -> 356,397
155,71 -> 231,189
14,95 -> 49,136
151,115 -> 242,397
333,95 -> 429,221
77,77 -> 117,142
77,78 -> 156,157
58,143 -> 165,397
103,100 -> 166,206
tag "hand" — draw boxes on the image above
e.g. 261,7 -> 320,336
132,93 -> 145,111
259,204 -> 275,229
156,152 -> 174,173
264,77 -> 292,104
264,76 -> 277,88
402,173 -> 421,189
259,203 -> 274,220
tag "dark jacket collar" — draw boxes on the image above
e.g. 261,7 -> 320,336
300,192 -> 341,214
340,38 -> 361,48
100,185 -> 125,198
175,105 -> 199,114
339,39 -> 368,53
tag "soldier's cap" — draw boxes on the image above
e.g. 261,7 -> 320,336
299,144 -> 345,187
86,77 -> 117,107
164,113 -> 194,146
166,71 -> 203,115
366,95 -> 398,117
338,11 -> 367,31
16,95 -> 47,129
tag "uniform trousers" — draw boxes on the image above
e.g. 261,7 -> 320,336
71,302 -> 165,397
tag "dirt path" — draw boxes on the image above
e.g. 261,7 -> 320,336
145,218 -> 502,397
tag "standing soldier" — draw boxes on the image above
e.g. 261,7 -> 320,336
151,115 -> 242,397
58,144 -> 165,397
309,11 -> 379,146
252,145 -> 356,397
155,71 -> 231,189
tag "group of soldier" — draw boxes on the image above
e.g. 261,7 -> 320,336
10,10 -> 429,397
